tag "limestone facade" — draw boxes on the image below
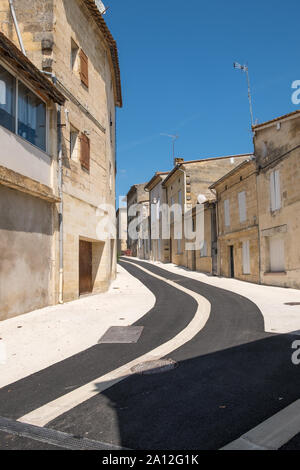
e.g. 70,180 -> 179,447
211,160 -> 260,283
0,0 -> 122,303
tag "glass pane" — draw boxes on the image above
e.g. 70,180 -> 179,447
0,65 -> 16,132
18,81 -> 46,151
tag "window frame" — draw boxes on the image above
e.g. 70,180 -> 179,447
0,60 -> 49,154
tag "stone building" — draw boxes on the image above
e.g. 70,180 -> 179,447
253,110 -> 300,289
116,205 -> 127,256
0,32 -> 65,320
126,183 -> 149,259
210,159 -> 260,283
162,154 -> 251,269
185,201 -> 218,274
0,0 -> 122,301
145,171 -> 169,263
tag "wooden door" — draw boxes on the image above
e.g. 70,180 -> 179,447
79,240 -> 92,295
229,245 -> 235,278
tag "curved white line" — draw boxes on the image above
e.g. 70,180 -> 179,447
18,260 -> 211,427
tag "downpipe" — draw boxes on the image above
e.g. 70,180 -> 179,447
57,105 -> 64,304
8,0 -> 26,56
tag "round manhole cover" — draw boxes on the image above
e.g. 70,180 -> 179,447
131,359 -> 178,375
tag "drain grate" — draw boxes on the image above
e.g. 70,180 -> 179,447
131,358 -> 178,375
98,326 -> 144,344
285,302 -> 300,306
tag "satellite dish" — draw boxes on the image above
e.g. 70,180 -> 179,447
197,194 -> 207,204
95,0 -> 107,14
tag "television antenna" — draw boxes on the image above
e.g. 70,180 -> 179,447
95,0 -> 109,14
233,62 -> 254,129
160,133 -> 179,161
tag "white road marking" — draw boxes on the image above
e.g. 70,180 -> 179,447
221,399 -> 300,450
18,260 -> 211,427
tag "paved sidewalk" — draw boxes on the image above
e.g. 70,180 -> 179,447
0,265 -> 155,388
130,258 -> 300,335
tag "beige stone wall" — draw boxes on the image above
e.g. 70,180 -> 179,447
255,119 -> 300,288
0,0 -> 119,301
219,228 -> 260,283
184,155 -> 250,207
214,161 -> 260,283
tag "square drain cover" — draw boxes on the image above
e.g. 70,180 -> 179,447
98,326 -> 144,344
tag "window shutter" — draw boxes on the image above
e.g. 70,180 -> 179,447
238,191 -> 247,223
274,170 -> 281,210
270,170 -> 281,211
224,199 -> 230,227
80,133 -> 90,171
269,236 -> 285,272
242,240 -> 251,274
80,50 -> 89,87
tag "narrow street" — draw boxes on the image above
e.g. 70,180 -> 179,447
1,259 -> 300,450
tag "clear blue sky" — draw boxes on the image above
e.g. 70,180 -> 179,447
105,0 -> 300,205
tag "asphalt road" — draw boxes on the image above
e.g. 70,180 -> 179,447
1,258 -> 300,450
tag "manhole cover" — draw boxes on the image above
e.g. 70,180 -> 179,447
131,358 -> 178,375
285,302 -> 300,306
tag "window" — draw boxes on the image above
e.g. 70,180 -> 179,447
242,240 -> 251,274
79,49 -> 89,88
70,125 -> 79,160
269,236 -> 285,272
177,238 -> 182,254
200,241 -> 207,257
224,199 -> 230,227
0,65 -> 47,151
170,196 -> 174,222
0,65 -> 16,132
270,170 -> 281,211
17,81 -> 46,151
238,191 -> 247,223
80,132 -> 90,171
178,190 -> 182,207
71,39 -> 79,71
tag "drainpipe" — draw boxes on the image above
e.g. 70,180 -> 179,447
40,71 -> 64,303
8,0 -> 26,56
57,105 -> 64,304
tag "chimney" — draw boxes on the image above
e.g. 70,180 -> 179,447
174,157 -> 184,166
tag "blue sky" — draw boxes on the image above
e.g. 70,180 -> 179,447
105,0 -> 300,205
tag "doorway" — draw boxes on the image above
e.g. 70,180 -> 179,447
79,240 -> 93,295
229,245 -> 235,278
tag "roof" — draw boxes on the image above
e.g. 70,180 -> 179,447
0,31 -> 65,105
126,182 -> 148,198
252,110 -> 300,131
209,158 -> 256,190
145,171 -> 169,191
82,0 -> 122,107
163,154 -> 253,187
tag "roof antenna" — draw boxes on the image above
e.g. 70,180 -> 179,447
8,0 -> 26,56
233,62 -> 254,130
95,0 -> 109,14
160,133 -> 179,164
